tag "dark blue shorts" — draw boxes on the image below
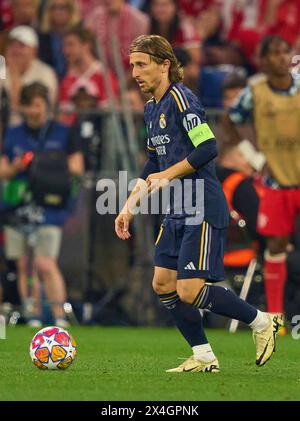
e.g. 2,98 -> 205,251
154,218 -> 227,281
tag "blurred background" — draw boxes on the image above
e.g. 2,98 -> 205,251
0,0 -> 300,329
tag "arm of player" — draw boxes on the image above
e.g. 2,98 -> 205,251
115,149 -> 159,240
146,139 -> 218,191
115,177 -> 149,240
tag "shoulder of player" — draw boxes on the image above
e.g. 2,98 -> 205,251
169,83 -> 196,113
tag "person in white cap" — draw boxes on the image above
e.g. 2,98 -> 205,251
0,0 -> 40,55
1,25 -> 58,126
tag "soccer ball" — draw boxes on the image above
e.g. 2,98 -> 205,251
29,326 -> 77,370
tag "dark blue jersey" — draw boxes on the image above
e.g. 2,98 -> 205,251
144,82 -> 229,229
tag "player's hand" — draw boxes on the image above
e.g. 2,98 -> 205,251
115,211 -> 133,240
146,171 -> 170,194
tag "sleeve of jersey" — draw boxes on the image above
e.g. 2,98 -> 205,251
139,137 -> 159,180
171,89 -> 217,168
186,139 -> 218,170
228,86 -> 254,124
172,89 -> 215,148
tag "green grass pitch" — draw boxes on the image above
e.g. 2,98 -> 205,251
0,326 -> 299,401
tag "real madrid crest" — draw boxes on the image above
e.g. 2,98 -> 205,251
159,113 -> 167,129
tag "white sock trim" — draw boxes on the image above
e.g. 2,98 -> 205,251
249,310 -> 270,332
192,344 -> 216,363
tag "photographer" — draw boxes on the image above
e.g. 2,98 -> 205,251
0,82 -> 84,326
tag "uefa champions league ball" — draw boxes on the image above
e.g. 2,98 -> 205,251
29,326 -> 77,370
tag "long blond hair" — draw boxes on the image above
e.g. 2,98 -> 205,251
130,35 -> 184,83
40,0 -> 80,33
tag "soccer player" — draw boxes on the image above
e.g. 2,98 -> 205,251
223,35 -> 300,328
115,35 -> 282,372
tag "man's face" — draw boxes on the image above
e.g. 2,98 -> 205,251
130,52 -> 165,94
262,41 -> 291,77
50,0 -> 72,27
12,0 -> 37,25
6,40 -> 35,67
151,0 -> 176,24
63,34 -> 85,65
21,96 -> 48,128
72,92 -> 98,109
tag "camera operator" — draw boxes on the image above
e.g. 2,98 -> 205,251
0,82 -> 84,326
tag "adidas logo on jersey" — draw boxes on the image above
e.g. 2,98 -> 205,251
184,262 -> 196,270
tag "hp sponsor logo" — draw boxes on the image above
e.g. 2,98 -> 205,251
183,113 -> 201,132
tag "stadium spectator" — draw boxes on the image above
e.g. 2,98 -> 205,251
222,0 -> 266,67
0,0 -> 40,54
223,35 -> 300,329
223,0 -> 300,67
10,0 -> 39,28
216,70 -> 253,143
174,47 -> 200,94
1,25 -> 58,126
178,0 -> 222,42
0,82 -> 84,326
39,0 -> 81,80
262,0 -> 300,49
69,83 -> 102,172
148,0 -> 201,66
84,0 -> 149,72
221,71 -> 247,110
59,26 -> 119,124
70,84 -> 99,111
75,0 -> 98,20
217,72 -> 264,267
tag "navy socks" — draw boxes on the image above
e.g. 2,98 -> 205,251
193,285 -> 257,324
158,291 -> 208,347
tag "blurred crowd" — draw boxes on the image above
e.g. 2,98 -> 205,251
2,0 -> 300,124
1,0 -> 300,327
